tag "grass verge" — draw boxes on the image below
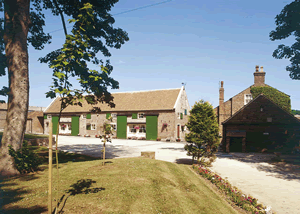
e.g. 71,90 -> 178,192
1,157 -> 240,214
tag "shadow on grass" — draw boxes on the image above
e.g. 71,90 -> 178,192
54,179 -> 105,214
0,180 -> 47,214
215,152 -> 300,181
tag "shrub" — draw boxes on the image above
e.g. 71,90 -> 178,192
185,100 -> 220,164
8,141 -> 43,174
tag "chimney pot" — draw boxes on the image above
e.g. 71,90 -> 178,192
260,66 -> 263,72
256,65 -> 259,72
221,81 -> 224,88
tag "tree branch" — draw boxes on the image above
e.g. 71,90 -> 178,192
52,0 -> 67,36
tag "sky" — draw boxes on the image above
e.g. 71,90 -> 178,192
0,0 -> 299,110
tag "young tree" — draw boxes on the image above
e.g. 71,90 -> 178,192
270,0 -> 300,80
0,0 -> 128,177
184,100 -> 220,164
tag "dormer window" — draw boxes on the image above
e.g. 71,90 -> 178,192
244,94 -> 253,105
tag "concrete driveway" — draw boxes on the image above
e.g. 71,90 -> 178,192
55,136 -> 189,163
55,136 -> 300,214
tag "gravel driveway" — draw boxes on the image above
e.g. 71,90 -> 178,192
55,136 -> 300,214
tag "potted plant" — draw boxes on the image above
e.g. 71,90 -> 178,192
156,137 -> 161,141
176,138 -> 181,142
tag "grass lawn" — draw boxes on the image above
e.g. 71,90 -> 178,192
0,157 -> 241,214
0,132 -> 49,142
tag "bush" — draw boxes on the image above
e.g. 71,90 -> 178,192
8,141 -> 43,174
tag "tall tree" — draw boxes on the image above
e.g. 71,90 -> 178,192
270,0 -> 300,80
0,0 -> 128,177
184,100 -> 220,164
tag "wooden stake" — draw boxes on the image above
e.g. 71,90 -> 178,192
48,121 -> 53,214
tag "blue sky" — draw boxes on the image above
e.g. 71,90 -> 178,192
0,0 -> 299,110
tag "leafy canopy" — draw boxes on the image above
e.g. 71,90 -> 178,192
0,0 -> 129,106
270,0 -> 300,80
184,100 -> 220,161
250,86 -> 291,112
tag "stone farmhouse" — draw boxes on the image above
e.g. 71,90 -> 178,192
214,65 -> 300,153
43,86 -> 190,141
0,103 -> 45,134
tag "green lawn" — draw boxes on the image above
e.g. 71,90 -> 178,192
0,132 -> 49,142
1,158 -> 240,214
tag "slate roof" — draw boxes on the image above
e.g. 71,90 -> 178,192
45,88 -> 182,113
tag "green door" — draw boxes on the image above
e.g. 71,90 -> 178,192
71,116 -> 79,136
146,116 -> 158,140
52,116 -> 59,135
117,116 -> 127,139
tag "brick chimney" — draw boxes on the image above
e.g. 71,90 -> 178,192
219,81 -> 224,134
254,65 -> 266,86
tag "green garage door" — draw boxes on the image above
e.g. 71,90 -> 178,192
52,116 -> 59,135
71,116 -> 79,136
117,116 -> 127,139
146,116 -> 158,140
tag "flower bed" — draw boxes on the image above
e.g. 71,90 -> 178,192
193,164 -> 273,214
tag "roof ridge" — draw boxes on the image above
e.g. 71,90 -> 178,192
110,88 -> 181,94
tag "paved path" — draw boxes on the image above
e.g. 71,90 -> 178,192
55,136 -> 300,214
210,153 -> 300,214
55,136 -> 189,163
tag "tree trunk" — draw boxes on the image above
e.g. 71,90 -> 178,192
0,0 -> 30,177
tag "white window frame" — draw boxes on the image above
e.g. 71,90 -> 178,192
111,123 -> 117,131
177,112 -> 180,119
139,125 -> 146,133
244,94 -> 253,105
47,115 -> 52,119
130,124 -> 137,133
111,113 -> 117,118
138,112 -> 144,119
91,123 -> 96,130
82,114 -> 86,119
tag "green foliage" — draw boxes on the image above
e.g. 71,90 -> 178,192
291,109 -> 300,115
250,86 -> 291,112
270,0 -> 300,80
185,100 -> 220,161
39,2 -> 129,111
8,141 -> 43,174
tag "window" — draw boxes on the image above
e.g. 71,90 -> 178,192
111,113 -> 117,118
82,114 -> 86,119
140,125 -> 146,133
184,109 -> 187,115
177,113 -> 180,119
180,113 -> 183,119
106,113 -> 111,119
244,94 -> 253,105
44,115 -> 47,119
267,117 -> 272,122
68,124 -> 72,130
130,125 -> 137,133
111,124 -> 117,131
91,124 -> 96,130
138,113 -> 144,119
181,125 -> 185,132
61,124 -> 66,130
47,115 -> 52,119
86,124 -> 91,130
